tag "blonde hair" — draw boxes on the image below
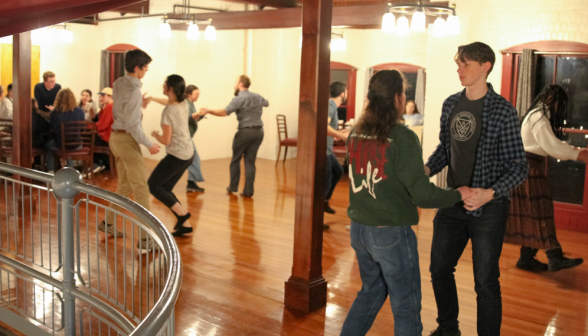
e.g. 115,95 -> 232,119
54,88 -> 77,113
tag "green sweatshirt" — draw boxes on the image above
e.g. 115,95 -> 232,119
347,124 -> 462,226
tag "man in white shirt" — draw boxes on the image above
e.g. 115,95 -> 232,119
97,49 -> 160,253
0,84 -> 13,120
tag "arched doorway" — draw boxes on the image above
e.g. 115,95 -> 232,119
330,61 -> 357,122
501,40 -> 588,232
102,44 -> 139,89
371,62 -> 425,109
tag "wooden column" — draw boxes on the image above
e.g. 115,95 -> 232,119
12,32 -> 32,169
284,0 -> 332,313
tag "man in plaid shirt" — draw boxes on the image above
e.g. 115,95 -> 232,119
425,42 -> 528,336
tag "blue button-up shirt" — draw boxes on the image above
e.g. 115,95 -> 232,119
426,83 -> 528,216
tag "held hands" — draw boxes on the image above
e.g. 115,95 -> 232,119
462,188 -> 494,211
197,108 -> 209,118
337,129 -> 350,142
46,105 -> 54,112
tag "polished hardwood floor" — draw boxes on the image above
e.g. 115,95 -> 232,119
5,157 -> 588,335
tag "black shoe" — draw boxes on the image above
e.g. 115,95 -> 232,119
516,247 -> 548,272
429,327 -> 461,336
546,248 -> 584,272
173,213 -> 191,231
187,181 -> 205,192
240,193 -> 252,198
324,201 -> 336,214
172,226 -> 193,237
226,187 -> 237,194
323,224 -> 330,230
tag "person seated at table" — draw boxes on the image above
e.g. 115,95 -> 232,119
92,88 -> 114,173
50,88 -> 85,170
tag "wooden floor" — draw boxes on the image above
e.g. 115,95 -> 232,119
14,157 -> 588,335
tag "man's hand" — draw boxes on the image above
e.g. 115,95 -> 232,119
338,129 -> 350,142
192,113 -> 199,120
424,165 -> 431,176
148,143 -> 160,155
46,105 -> 54,112
142,93 -> 151,109
463,188 -> 494,211
457,186 -> 476,202
197,108 -> 208,118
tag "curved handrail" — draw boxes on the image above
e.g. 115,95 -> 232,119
0,163 -> 182,335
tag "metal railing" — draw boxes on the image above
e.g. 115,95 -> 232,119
0,163 -> 182,335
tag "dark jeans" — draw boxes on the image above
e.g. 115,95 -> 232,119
340,221 -> 422,336
430,198 -> 509,336
148,154 -> 193,208
229,128 -> 264,196
325,153 -> 343,200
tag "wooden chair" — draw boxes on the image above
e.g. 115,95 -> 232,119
87,123 -> 117,178
54,121 -> 95,184
276,114 -> 297,166
0,119 -> 45,170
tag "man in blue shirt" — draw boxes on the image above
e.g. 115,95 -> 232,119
425,42 -> 528,336
323,82 -> 350,229
34,71 -> 61,113
198,75 -> 268,197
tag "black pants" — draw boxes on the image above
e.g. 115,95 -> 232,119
229,128 -> 264,196
429,198 -> 509,336
148,154 -> 193,208
325,153 -> 343,201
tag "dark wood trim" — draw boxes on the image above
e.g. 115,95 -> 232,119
109,53 -> 116,88
501,40 -> 588,54
500,53 -> 514,102
224,0 -> 298,8
0,0 -> 144,37
285,0 -> 332,313
371,62 -> 424,72
512,54 -> 520,106
12,32 -> 32,171
106,44 -> 138,52
109,0 -> 150,14
169,3 -> 447,31
330,61 -> 357,70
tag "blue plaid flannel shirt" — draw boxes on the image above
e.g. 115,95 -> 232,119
425,83 -> 529,217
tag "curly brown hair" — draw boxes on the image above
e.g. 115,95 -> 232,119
54,88 -> 77,113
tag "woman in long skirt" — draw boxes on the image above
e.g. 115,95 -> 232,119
506,84 -> 588,271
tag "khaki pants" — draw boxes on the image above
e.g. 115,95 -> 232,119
106,132 -> 150,239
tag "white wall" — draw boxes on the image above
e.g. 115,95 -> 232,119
25,0 -> 588,165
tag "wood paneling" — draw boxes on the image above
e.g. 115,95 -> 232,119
0,0 -> 144,38
0,44 -> 40,98
169,3 -> 446,31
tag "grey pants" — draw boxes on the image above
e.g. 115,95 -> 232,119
229,128 -> 264,196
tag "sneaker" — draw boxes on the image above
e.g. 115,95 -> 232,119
136,238 -> 154,254
429,327 -> 461,336
516,258 -> 548,272
187,181 -> 205,192
98,221 -> 124,237
324,201 -> 336,214
93,165 -> 106,174
547,248 -> 584,272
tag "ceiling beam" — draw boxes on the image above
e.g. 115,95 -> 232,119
0,0 -> 144,37
216,0 -> 298,8
169,2 -> 447,31
109,0 -> 150,14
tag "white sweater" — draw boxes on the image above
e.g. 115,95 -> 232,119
521,107 -> 578,161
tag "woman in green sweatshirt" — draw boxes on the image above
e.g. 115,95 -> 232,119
340,70 -> 471,336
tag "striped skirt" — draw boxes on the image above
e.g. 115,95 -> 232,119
505,152 -> 561,250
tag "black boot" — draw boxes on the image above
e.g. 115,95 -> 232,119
516,247 -> 548,271
324,201 -> 336,214
546,248 -> 584,272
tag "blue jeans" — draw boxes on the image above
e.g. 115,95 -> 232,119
187,140 -> 204,182
325,153 -> 343,200
341,221 -> 423,336
430,198 -> 509,336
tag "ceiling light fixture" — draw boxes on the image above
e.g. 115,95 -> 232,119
205,19 -> 216,41
331,32 -> 346,51
187,21 -> 199,40
60,24 -> 73,43
160,16 -> 172,39
382,1 -> 459,36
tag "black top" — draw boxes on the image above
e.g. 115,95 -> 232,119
34,83 -> 62,113
447,93 -> 484,189
32,109 -> 52,148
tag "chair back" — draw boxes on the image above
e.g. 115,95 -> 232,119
0,119 -> 12,157
60,121 -> 95,157
277,114 -> 288,141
